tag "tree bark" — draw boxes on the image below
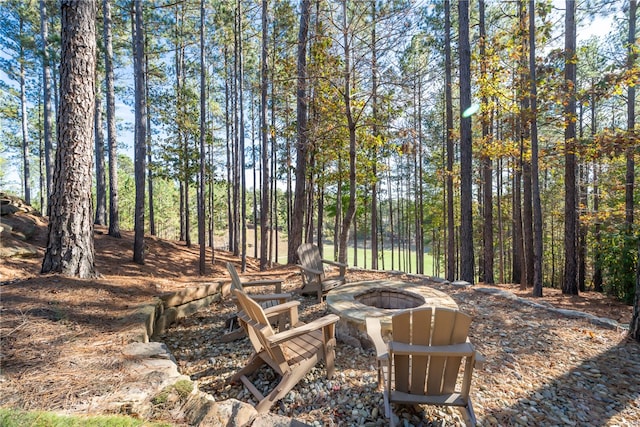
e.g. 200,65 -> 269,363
19,15 -> 31,206
145,48 -> 155,236
338,0 -> 357,266
198,0 -> 206,275
625,0 -> 636,227
563,0 -> 578,295
370,0 -> 379,270
289,0 -> 311,264
39,0 -> 54,213
237,0 -> 247,270
94,74 -> 107,226
260,0 -> 269,270
42,0 -> 97,279
479,0 -> 494,285
530,0 -> 543,297
458,0 -> 474,283
103,0 -> 120,238
444,0 -> 456,282
132,0 -> 146,265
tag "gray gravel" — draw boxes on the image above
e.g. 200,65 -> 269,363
160,277 -> 640,426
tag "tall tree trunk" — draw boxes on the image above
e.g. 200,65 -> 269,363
563,0 -> 578,295
103,0 -> 120,238
593,166 -> 603,291
626,0 -> 636,227
145,49 -> 155,236
497,155 -> 505,283
289,0 -> 311,264
238,0 -> 247,270
132,0 -> 146,265
370,0 -> 379,270
198,0 -> 206,275
252,111 -> 258,258
224,47 -> 233,252
479,0 -> 494,285
94,74 -> 107,225
417,74 -> 425,275
512,157 -> 524,285
269,43 -> 277,266
445,0 -> 455,282
530,0 -> 543,297
42,0 -> 97,278
458,0 -> 474,283
338,0 -> 357,266
259,0 -> 269,270
19,15 -> 30,206
39,0 -> 54,212
520,0 -> 534,288
578,106 -> 587,293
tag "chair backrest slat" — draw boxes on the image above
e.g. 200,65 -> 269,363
391,309 -> 412,392
441,311 -> 472,393
426,308 -> 456,394
227,262 -> 244,292
408,308 -> 431,394
297,243 -> 325,282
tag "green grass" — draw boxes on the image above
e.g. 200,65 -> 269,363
324,245 -> 441,275
276,242 -> 443,276
0,408 -> 172,427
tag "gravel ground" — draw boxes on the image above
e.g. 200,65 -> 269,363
160,275 -> 640,427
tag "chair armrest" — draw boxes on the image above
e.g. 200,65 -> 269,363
242,279 -> 283,293
365,317 -> 388,361
267,314 -> 339,345
321,259 -> 347,268
388,341 -> 475,358
247,293 -> 292,302
298,264 -> 323,276
262,300 -> 300,316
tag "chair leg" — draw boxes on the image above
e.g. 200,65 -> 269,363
254,356 -> 318,413
458,400 -> 477,427
383,390 -> 393,426
323,338 -> 336,379
229,353 -> 264,383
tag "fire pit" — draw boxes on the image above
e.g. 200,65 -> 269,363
326,279 -> 458,348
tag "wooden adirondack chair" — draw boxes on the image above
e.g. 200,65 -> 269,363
230,288 -> 339,413
222,262 -> 292,342
296,243 -> 347,302
366,307 -> 482,427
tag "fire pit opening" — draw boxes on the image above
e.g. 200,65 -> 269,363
355,287 -> 425,310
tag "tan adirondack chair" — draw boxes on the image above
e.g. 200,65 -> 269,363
296,243 -> 347,302
366,307 -> 482,427
230,288 -> 339,413
222,262 -> 292,342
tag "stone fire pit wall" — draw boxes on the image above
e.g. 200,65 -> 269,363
355,287 -> 425,310
326,279 -> 459,349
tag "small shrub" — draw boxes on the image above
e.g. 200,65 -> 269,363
599,226 -> 638,304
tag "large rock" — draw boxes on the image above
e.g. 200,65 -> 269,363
185,398 -> 257,427
251,413 -> 313,427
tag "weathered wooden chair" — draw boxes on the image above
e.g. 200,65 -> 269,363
296,243 -> 347,302
230,288 -> 339,413
222,262 -> 292,342
366,307 -> 482,427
